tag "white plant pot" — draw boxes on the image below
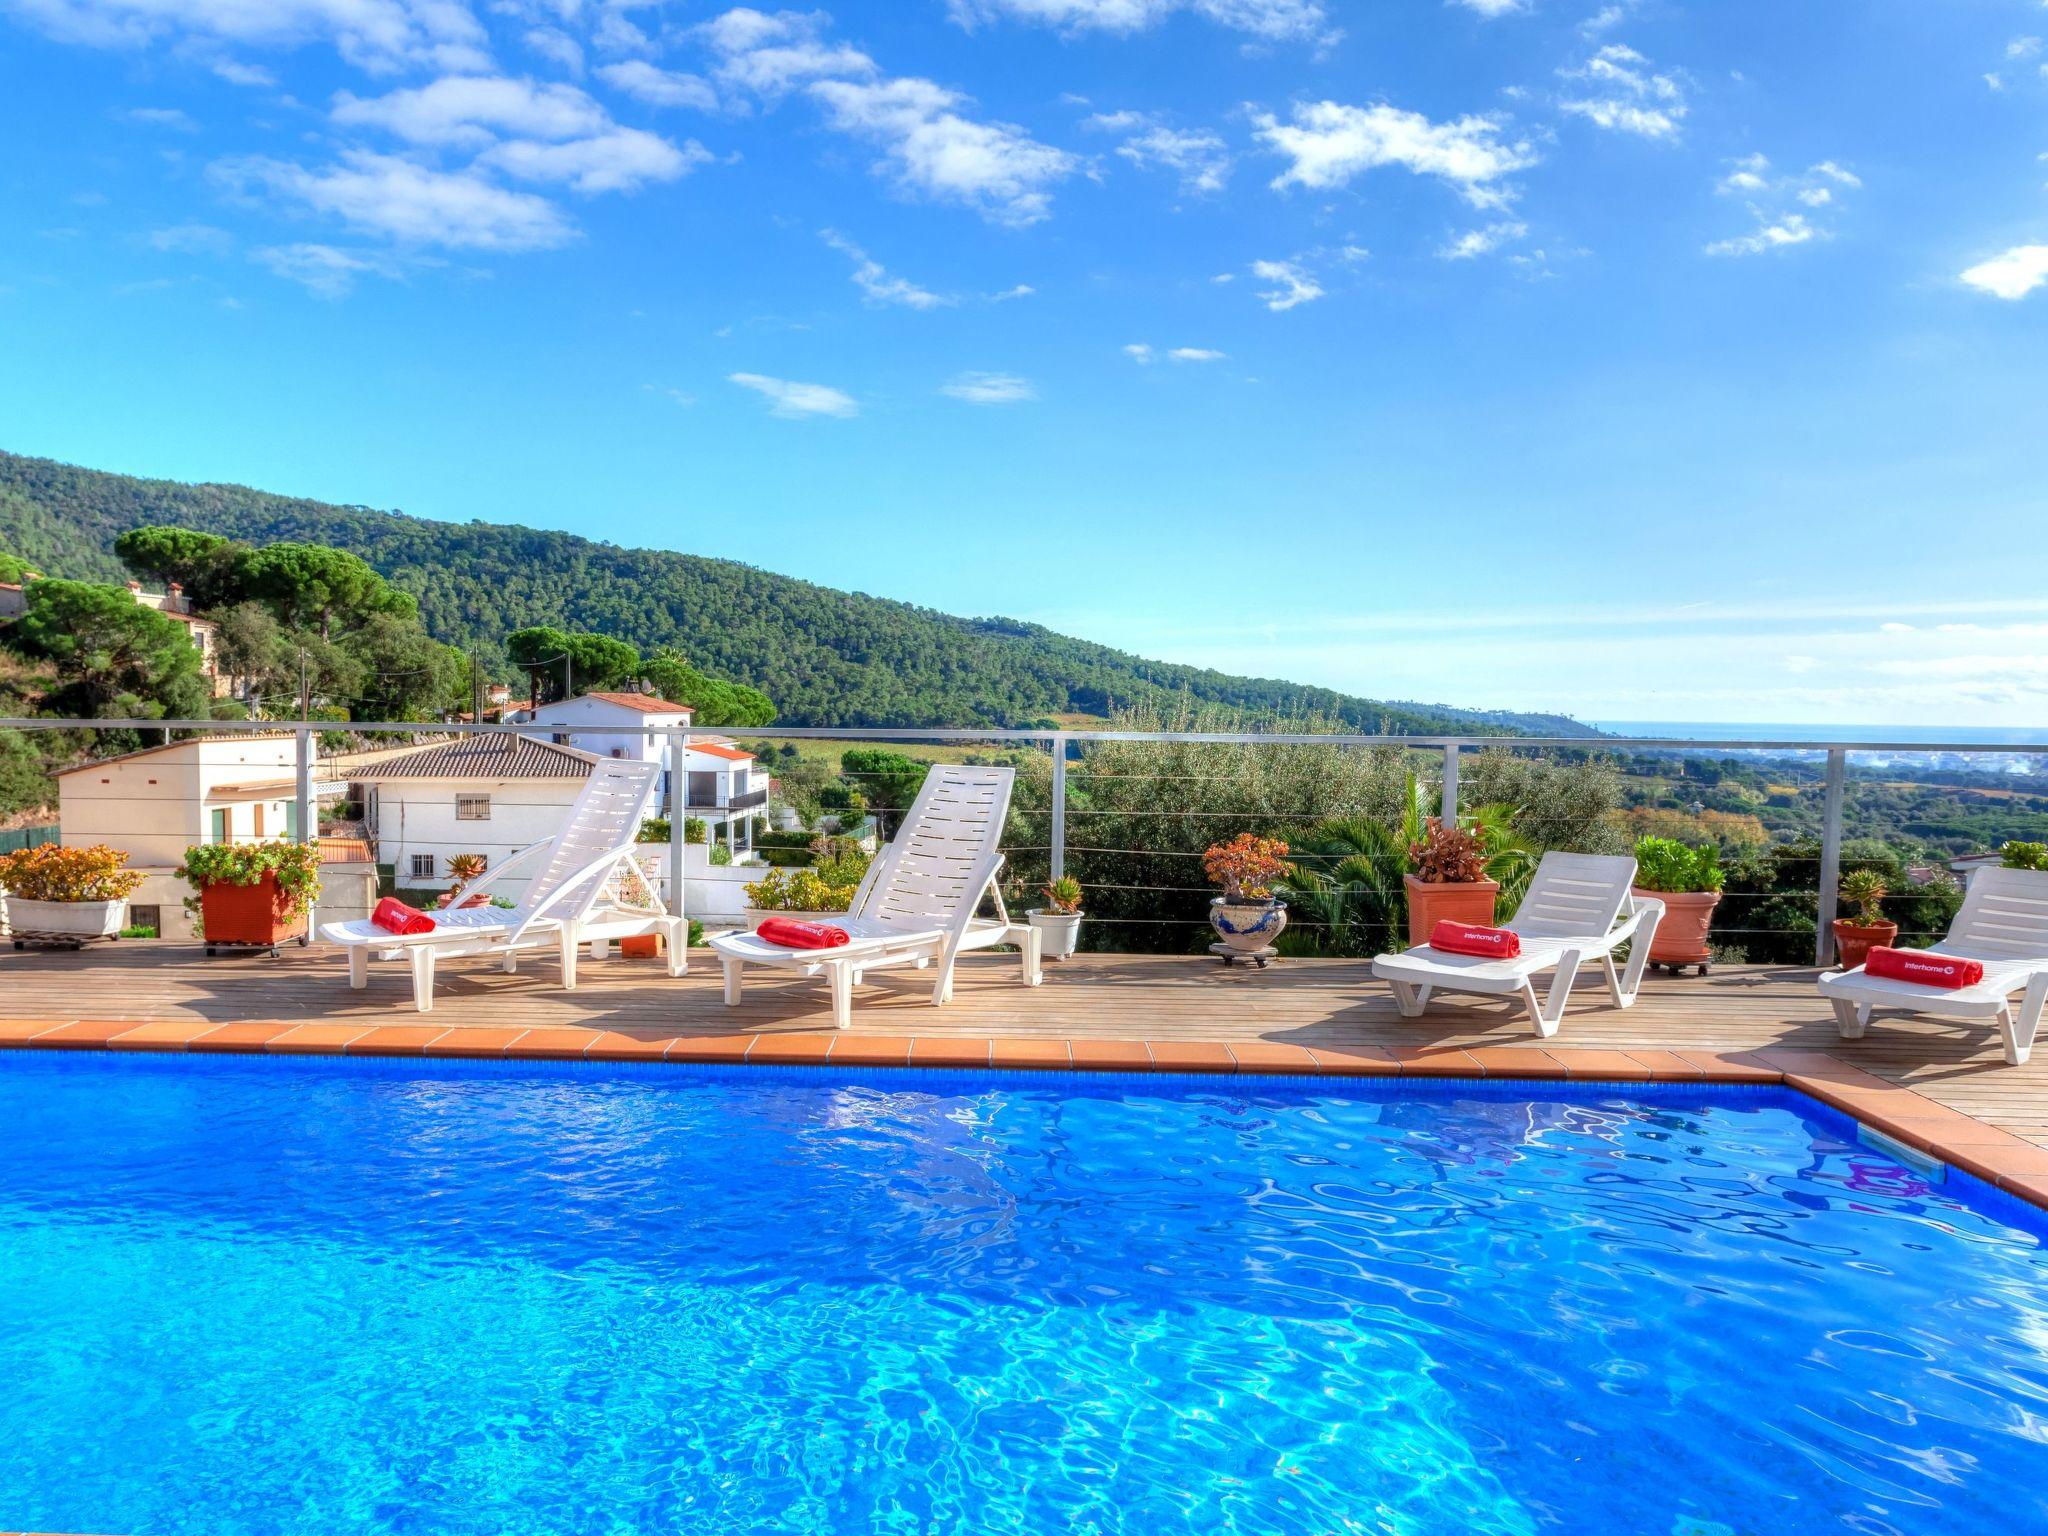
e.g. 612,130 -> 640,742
5,896 -> 125,947
1025,908 -> 1084,960
743,908 -> 852,931
1208,896 -> 1287,954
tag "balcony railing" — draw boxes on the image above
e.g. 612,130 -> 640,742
5,714 -> 2044,965
684,786 -> 768,811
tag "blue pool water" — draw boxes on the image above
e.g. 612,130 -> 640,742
2,1056 -> 2046,1536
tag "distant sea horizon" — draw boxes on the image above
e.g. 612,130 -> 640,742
1595,721 -> 2048,747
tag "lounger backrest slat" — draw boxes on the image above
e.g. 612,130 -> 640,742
517,757 -> 662,921
1948,866 -> 2048,959
1506,852 -> 1638,940
858,765 -> 1014,935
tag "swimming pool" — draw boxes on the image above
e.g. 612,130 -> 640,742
2,1054 -> 2044,1536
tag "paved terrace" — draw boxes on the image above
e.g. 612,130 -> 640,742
3,945 -> 2046,1205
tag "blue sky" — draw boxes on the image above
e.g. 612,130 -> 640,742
2,0 -> 2046,727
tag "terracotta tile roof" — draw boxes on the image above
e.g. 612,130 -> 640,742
687,741 -> 754,761
573,692 -> 694,715
319,835 -> 374,864
342,734 -> 599,781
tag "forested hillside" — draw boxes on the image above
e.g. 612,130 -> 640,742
0,450 -> 1592,734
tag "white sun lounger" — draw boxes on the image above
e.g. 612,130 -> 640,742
1370,852 -> 1663,1037
318,757 -> 685,1011
707,763 -> 1041,1028
1818,865 -> 2048,1066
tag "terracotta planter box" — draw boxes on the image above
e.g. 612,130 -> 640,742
1404,875 -> 1498,950
1832,919 -> 1898,971
1635,888 -> 1720,968
199,875 -> 306,949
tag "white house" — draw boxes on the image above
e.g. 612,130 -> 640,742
345,734 -> 608,899
49,735 -> 366,940
522,691 -> 769,854
127,580 -> 225,697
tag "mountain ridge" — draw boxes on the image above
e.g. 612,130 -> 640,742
0,448 -> 1596,736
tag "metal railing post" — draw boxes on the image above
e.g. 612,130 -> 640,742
667,729 -> 688,958
1440,744 -> 1460,825
1049,732 -> 1068,880
293,725 -> 312,846
1815,747 -> 1847,966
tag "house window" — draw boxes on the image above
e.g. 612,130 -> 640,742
130,904 -> 161,934
411,854 -> 436,879
252,804 -> 265,838
552,732 -> 570,745
210,808 -> 229,843
456,794 -> 491,821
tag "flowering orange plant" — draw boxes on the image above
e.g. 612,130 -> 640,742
0,843 -> 145,903
1202,833 -> 1292,901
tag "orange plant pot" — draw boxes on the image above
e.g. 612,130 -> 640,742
199,875 -> 306,947
1635,888 -> 1720,966
1403,875 -> 1498,950
618,934 -> 661,959
1832,919 -> 1898,971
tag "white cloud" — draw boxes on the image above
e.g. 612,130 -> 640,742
1108,121 -> 1232,195
1704,212 -> 1814,257
940,370 -> 1037,403
728,371 -> 859,417
598,59 -> 718,111
1439,219 -> 1526,259
943,0 -> 1331,42
147,221 -> 233,254
122,105 -> 196,130
809,76 -> 1075,226
1960,244 -> 2048,300
210,58 -> 277,87
11,0 -> 493,75
1250,257 -> 1323,310
820,228 -> 952,308
1708,156 -> 1856,256
215,149 -> 574,250
251,241 -> 400,298
524,27 -> 584,77
697,7 -> 877,96
1558,43 -> 1688,139
1254,100 -> 1535,207
481,128 -> 708,193
1168,346 -> 1225,362
1448,0 -> 1525,15
988,282 -> 1035,300
1122,342 -> 1156,363
332,76 -> 611,151
2006,36 -> 2043,60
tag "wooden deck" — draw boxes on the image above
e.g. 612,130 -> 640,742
4,942 -> 2046,1152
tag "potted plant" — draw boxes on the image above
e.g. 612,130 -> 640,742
1402,818 -> 1498,949
1026,875 -> 1085,960
1832,868 -> 1897,969
179,841 -> 323,955
1203,833 -> 1291,964
742,867 -> 861,929
0,843 -> 144,949
440,852 -> 491,909
1632,836 -> 1724,975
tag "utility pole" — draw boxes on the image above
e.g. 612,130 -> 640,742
298,649 -> 310,724
471,653 -> 484,722
562,653 -> 572,703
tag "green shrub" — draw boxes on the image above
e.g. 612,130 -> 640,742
1838,868 -> 1889,926
2001,841 -> 2048,871
1632,837 -> 1724,894
178,841 -> 323,918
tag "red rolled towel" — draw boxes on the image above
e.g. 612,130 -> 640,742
1863,947 -> 1982,989
371,897 -> 436,936
757,917 -> 851,950
1430,920 -> 1522,959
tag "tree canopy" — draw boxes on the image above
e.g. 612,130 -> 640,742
14,578 -> 209,720
506,626 -> 642,702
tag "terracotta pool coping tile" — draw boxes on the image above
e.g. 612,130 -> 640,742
29,1020 -> 137,1050
746,1033 -> 837,1064
828,1034 -> 913,1067
991,1037 -> 1072,1070
661,1034 -> 756,1064
1145,1040 -> 1235,1073
421,1027 -> 526,1059
0,1019 -> 75,1045
1385,1046 -> 1485,1077
1996,1169 -> 2048,1205
1757,1050 -> 1895,1090
1545,1048 -> 1656,1082
1066,1038 -> 1152,1071
506,1028 -> 603,1060
266,1024 -> 376,1055
1622,1049 -> 1707,1081
1306,1043 -> 1401,1076
1225,1041 -> 1320,1074
104,1021 -> 206,1052
1676,1050 -> 1782,1083
345,1025 -> 449,1057
580,1032 -> 675,1062
187,1022 -> 293,1053
1461,1047 -> 1569,1079
910,1037 -> 993,1068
